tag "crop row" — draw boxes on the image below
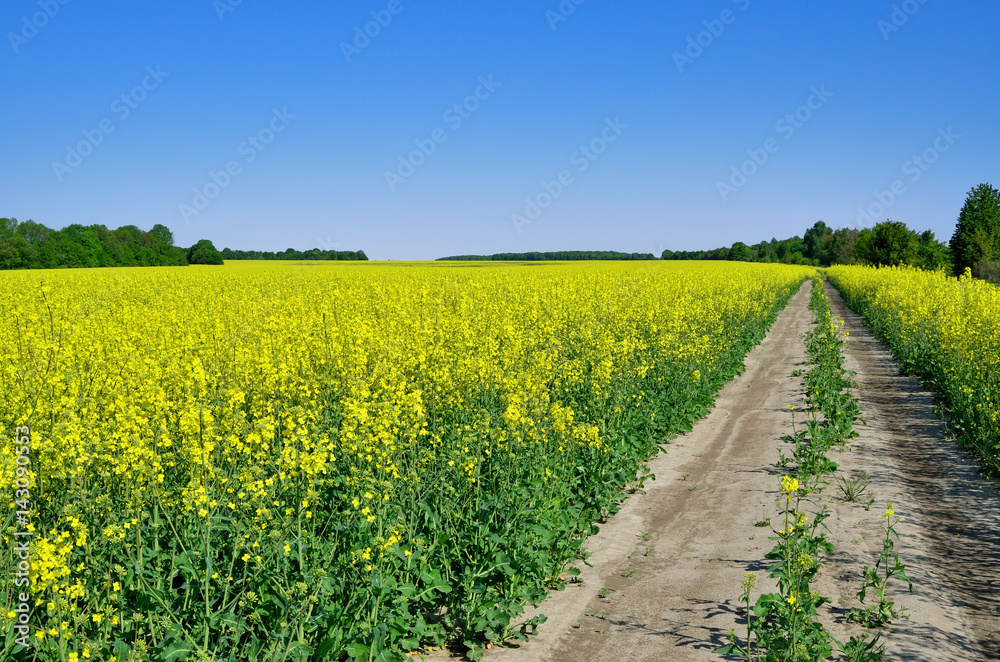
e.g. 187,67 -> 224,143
827,265 -> 1000,476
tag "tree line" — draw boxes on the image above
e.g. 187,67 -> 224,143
6,182 -> 996,275
663,183 -> 1000,279
663,222 -> 951,271
0,218 -> 368,270
0,219 -> 187,270
220,247 -> 368,261
437,251 -> 657,261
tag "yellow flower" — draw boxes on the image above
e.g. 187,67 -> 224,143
0,259 -> 820,642
780,476 -> 799,495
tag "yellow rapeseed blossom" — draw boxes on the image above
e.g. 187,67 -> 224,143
829,265 -> 1000,473
0,260 -> 813,657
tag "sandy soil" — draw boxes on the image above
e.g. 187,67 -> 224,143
422,281 -> 1000,662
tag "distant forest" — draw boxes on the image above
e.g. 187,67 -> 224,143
221,248 -> 368,261
662,220 -> 956,275
438,185 -> 999,275
437,251 -> 657,261
5,183 -> 996,276
436,220 -> 953,272
658,183 -> 1000,278
0,218 -> 367,270
661,220 -> 951,272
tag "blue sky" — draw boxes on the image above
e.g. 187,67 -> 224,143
2,1 -> 997,260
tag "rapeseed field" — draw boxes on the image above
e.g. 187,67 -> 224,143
1,261 -> 812,661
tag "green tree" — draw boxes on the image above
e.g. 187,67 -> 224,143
917,230 -> 952,272
803,221 -> 833,264
854,221 -> 919,267
0,236 -> 25,268
187,239 -> 225,265
728,241 -> 752,261
828,228 -> 860,265
0,218 -> 18,237
16,220 -> 52,245
775,236 -> 806,263
150,224 -> 175,248
751,241 -> 775,262
61,224 -> 110,267
950,183 -> 1000,278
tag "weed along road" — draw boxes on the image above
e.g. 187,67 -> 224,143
471,282 -> 1000,662
823,282 -> 1000,661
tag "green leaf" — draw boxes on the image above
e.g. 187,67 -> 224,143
313,634 -> 342,660
345,642 -> 370,659
162,641 -> 194,661
464,640 -> 485,661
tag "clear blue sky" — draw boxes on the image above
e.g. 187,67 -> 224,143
3,1 -> 997,260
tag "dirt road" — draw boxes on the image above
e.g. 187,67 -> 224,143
823,282 -> 1000,660
472,282 -> 1000,662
